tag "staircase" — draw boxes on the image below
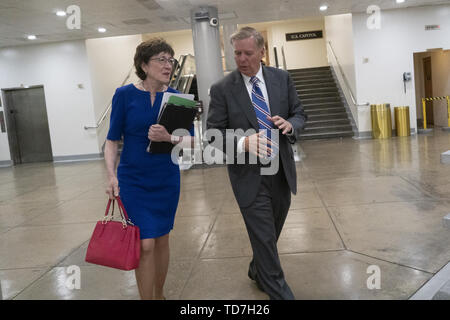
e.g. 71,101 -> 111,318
289,66 -> 354,140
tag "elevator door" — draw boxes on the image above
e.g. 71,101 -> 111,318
4,86 -> 53,164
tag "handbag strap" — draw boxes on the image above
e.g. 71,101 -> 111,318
115,196 -> 134,226
102,197 -> 133,226
101,199 -> 114,224
115,196 -> 130,221
104,199 -> 112,217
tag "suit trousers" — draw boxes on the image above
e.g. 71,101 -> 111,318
240,163 -> 295,300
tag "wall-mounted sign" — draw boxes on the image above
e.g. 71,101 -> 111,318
286,30 -> 323,41
425,25 -> 440,31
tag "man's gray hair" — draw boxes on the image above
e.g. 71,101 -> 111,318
230,26 -> 265,49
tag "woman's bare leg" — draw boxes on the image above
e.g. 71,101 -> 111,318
135,238 -> 156,300
153,233 -> 170,299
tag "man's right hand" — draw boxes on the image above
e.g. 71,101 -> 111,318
244,131 -> 272,158
106,176 -> 120,199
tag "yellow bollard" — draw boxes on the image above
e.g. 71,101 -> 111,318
421,95 -> 449,133
422,98 -> 427,130
443,96 -> 450,132
447,96 -> 450,128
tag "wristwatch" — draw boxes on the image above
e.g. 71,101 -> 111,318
171,135 -> 181,144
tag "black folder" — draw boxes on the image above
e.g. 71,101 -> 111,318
147,103 -> 197,154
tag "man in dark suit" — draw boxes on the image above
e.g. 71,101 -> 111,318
207,27 -> 306,300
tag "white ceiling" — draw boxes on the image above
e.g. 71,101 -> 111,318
0,0 -> 449,48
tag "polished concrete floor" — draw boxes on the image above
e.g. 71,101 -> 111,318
1,130 -> 450,300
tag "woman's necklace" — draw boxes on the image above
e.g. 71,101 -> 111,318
139,81 -> 167,97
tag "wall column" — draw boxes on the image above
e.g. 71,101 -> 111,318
190,6 -> 224,133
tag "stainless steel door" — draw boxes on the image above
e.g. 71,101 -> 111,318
4,87 -> 53,164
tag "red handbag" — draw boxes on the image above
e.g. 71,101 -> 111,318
85,196 -> 140,271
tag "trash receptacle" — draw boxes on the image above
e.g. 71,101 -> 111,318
371,104 -> 392,139
394,106 -> 410,137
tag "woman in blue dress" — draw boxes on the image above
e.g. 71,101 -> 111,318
104,38 -> 193,300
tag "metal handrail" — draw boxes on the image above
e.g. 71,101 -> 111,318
172,55 -> 188,90
327,41 -> 369,107
281,46 -> 287,70
273,47 -> 279,68
84,65 -> 134,130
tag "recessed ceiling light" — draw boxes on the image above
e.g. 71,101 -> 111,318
56,10 -> 66,17
98,27 -> 107,33
27,35 -> 37,40
320,5 -> 328,11
396,0 -> 405,3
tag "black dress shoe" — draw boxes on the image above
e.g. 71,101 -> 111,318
248,269 -> 255,281
248,269 -> 264,292
254,278 -> 264,292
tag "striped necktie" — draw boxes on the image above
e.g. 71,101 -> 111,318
250,76 -> 278,158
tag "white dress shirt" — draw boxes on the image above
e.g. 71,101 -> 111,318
241,66 -> 271,113
237,64 -> 293,153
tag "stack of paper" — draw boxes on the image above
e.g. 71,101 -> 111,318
157,92 -> 195,122
147,93 -> 197,154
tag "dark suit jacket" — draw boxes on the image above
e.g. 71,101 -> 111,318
207,66 -> 307,208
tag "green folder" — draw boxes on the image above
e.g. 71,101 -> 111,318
167,95 -> 196,108
148,94 -> 197,154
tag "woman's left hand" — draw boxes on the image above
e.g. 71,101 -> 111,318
148,124 -> 171,142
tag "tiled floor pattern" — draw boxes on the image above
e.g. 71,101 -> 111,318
1,131 -> 450,299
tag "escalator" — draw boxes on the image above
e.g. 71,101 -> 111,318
170,54 -> 198,100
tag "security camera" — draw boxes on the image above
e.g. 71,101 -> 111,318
209,17 -> 218,27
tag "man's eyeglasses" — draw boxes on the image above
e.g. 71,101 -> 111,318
150,57 -> 177,66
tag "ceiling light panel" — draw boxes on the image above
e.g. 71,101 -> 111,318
122,18 -> 152,25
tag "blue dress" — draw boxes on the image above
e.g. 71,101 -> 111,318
107,83 -> 193,239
